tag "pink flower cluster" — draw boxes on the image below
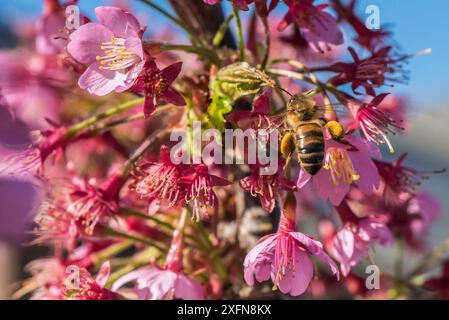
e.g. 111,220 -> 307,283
1,0 -> 444,301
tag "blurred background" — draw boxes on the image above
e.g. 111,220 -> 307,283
0,0 -> 448,299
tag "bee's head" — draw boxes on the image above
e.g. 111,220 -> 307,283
287,94 -> 316,118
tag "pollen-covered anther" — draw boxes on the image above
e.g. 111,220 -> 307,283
324,148 -> 360,186
96,37 -> 140,71
144,73 -> 168,95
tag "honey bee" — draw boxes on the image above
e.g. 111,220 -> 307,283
279,94 -> 345,175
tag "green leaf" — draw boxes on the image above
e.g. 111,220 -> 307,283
207,94 -> 233,131
207,62 -> 275,130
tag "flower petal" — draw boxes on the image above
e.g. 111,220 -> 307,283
289,248 -> 314,296
163,87 -> 186,106
146,270 -> 177,300
313,168 -> 349,206
115,60 -> 144,93
112,266 -> 156,292
252,91 -> 270,114
351,152 -> 380,195
67,23 -> 113,65
95,261 -> 110,287
174,274 -> 204,300
143,94 -> 156,118
290,231 -> 339,278
125,35 -> 144,60
95,6 -> 141,38
161,62 -> 183,85
78,62 -> 127,96
296,169 -> 312,189
243,234 -> 276,286
301,11 -> 344,53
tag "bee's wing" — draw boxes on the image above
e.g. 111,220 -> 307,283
315,103 -> 350,117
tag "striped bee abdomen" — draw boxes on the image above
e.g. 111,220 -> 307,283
296,122 -> 325,175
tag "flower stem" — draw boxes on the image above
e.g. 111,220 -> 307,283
91,241 -> 134,267
122,128 -> 167,175
260,16 -> 271,70
213,14 -> 234,48
103,227 -> 167,252
191,216 -> 228,283
121,208 -> 201,246
391,236 -> 405,299
106,247 -> 161,286
66,98 -> 144,139
79,113 -> 145,138
122,208 -> 175,230
233,6 -> 245,61
177,209 -> 188,236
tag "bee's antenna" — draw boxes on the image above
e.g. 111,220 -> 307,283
276,85 -> 293,97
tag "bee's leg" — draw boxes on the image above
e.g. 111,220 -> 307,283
325,120 -> 345,141
280,132 -> 296,170
324,121 -> 359,150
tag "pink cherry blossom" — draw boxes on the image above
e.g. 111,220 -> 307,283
278,0 -> 344,53
67,6 -> 144,96
0,124 -> 85,178
240,160 -> 296,213
5,0 -> 444,302
35,0 -> 71,54
377,94 -> 408,132
178,164 -> 230,221
67,173 -> 123,236
132,59 -> 185,117
386,191 -> 441,251
64,261 -> 121,300
331,0 -> 391,51
113,222 -> 204,300
112,265 -> 204,300
34,171 -> 124,250
408,192 -> 441,237
24,257 -> 67,300
33,195 -> 81,251
131,145 -> 185,208
347,94 -> 403,153
0,51 -> 62,129
375,153 -> 440,196
297,134 -> 381,206
330,47 -> 406,97
244,210 -> 339,296
331,214 -> 393,276
227,90 -> 272,130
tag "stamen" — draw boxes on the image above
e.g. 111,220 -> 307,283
324,148 -> 360,186
358,105 -> 401,153
96,37 -> 140,71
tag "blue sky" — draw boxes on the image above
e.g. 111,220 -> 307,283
2,0 -> 449,108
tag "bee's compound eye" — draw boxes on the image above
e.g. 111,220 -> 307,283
325,121 -> 345,140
